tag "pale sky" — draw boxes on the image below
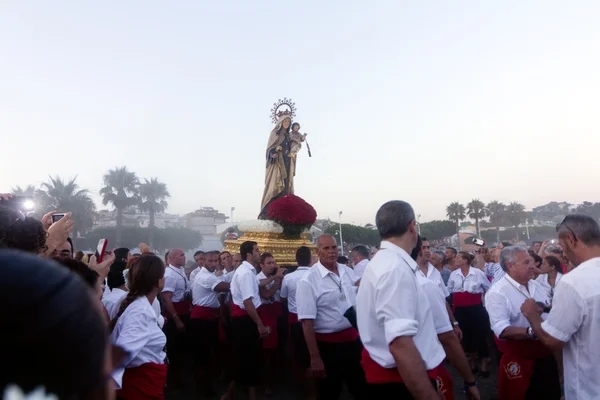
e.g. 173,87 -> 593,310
2,1 -> 600,225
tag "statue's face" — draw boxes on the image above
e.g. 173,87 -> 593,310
282,118 -> 291,129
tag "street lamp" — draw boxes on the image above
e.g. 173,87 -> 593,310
338,211 -> 344,256
417,214 -> 422,235
230,207 -> 235,225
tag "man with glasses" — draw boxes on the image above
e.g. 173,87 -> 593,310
522,215 -> 600,400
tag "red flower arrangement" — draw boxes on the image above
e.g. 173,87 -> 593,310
267,194 -> 317,238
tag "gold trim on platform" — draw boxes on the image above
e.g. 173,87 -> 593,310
223,232 -> 316,267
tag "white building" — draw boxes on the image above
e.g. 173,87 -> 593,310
185,207 -> 229,251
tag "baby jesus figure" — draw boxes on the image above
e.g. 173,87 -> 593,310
289,122 -> 307,159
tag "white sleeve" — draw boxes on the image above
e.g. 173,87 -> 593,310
485,291 -> 511,338
114,309 -> 153,366
422,282 -> 452,334
296,279 -> 317,320
541,281 -> 585,342
162,273 -> 176,293
201,274 -> 221,291
447,274 -> 456,293
480,270 -> 491,292
345,266 -> 360,284
280,276 -> 289,299
437,276 -> 450,298
375,268 -> 420,345
239,272 -> 257,302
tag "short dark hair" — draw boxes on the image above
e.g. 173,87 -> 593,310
296,246 -> 312,266
291,122 -> 301,130
376,201 -> 415,240
351,245 -> 370,259
53,257 -> 99,289
532,253 -> 543,267
114,248 -> 130,262
337,256 -> 348,264
557,214 -> 600,246
107,260 -> 127,290
260,252 -> 274,264
446,247 -> 458,256
206,250 -> 220,256
410,235 -> 423,261
421,237 -> 428,242
194,250 -> 205,257
544,256 -> 562,271
532,241 -> 543,246
164,251 -> 169,262
0,206 -> 46,254
66,237 -> 74,254
240,241 -> 257,261
501,241 -> 513,248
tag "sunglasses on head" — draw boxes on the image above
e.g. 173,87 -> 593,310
556,217 -> 578,242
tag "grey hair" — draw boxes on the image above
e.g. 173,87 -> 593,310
376,200 -> 415,240
432,249 -> 445,260
351,245 -> 370,260
557,214 -> 600,246
499,246 -> 528,272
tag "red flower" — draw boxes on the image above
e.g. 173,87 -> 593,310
267,195 -> 317,225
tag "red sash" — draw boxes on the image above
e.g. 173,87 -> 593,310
361,348 -> 441,384
231,303 -> 249,317
433,364 -> 454,400
258,302 -> 282,349
315,327 -> 359,343
288,311 -> 299,325
190,305 -> 219,320
452,292 -> 482,312
495,336 -> 552,399
173,300 -> 191,316
116,362 -> 167,400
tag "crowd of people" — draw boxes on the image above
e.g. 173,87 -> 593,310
1,193 -> 600,400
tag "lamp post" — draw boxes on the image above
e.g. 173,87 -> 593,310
231,207 -> 235,225
417,214 -> 422,235
338,211 -> 344,256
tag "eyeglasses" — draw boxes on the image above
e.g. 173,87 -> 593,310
556,217 -> 578,242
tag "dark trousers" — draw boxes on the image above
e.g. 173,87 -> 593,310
454,304 -> 490,357
316,338 -> 367,400
188,317 -> 219,367
290,322 -> 310,369
367,380 -> 437,399
525,355 -> 561,400
231,315 -> 262,387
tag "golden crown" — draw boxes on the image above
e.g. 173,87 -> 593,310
270,98 -> 297,124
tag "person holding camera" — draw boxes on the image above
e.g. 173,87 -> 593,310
485,246 -> 561,399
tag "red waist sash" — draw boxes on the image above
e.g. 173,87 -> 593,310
452,292 -> 482,312
191,305 -> 220,320
117,362 -> 167,400
495,336 -> 552,399
258,302 -> 282,349
231,303 -> 248,317
288,311 -> 299,325
173,300 -> 191,316
315,327 -> 359,343
361,348 -> 441,384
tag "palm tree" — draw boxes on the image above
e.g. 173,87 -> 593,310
37,176 -> 96,237
446,202 -> 466,246
505,201 -> 526,242
11,185 -> 37,197
100,167 -> 140,246
467,199 -> 488,237
139,177 -> 170,247
487,201 -> 506,244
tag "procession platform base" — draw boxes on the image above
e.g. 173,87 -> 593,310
224,232 -> 316,267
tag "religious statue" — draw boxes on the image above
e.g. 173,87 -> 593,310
259,98 -> 307,218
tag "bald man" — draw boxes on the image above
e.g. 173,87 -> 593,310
161,248 -> 191,387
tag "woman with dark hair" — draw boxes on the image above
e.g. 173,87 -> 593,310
0,206 -> 47,254
110,254 -> 167,399
536,255 -> 563,300
1,250 -> 113,399
447,251 -> 492,377
103,261 -> 129,319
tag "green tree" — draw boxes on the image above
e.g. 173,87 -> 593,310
446,202 -> 466,238
487,201 -> 506,244
576,202 -> 600,221
82,226 -> 202,252
139,177 -> 170,247
37,176 -> 96,237
100,167 -> 140,246
419,220 -> 456,240
505,201 -> 526,241
467,199 -> 487,237
324,223 -> 380,247
11,185 -> 36,197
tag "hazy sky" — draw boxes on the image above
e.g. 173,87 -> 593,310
2,1 -> 600,225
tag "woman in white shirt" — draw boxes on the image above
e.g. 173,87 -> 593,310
536,255 -> 563,301
447,251 -> 492,377
110,254 -> 167,400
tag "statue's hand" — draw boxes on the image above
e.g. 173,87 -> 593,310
276,146 -> 283,152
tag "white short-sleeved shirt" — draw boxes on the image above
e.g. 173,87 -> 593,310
257,271 -> 281,304
418,263 -> 449,298
296,262 -> 359,334
356,241 -> 446,370
541,257 -> 600,400
353,259 -> 369,278
110,296 -> 166,389
192,267 -> 223,308
103,288 -> 128,320
280,266 -> 310,314
189,266 -> 202,286
447,267 -> 491,294
162,265 -> 189,302
485,275 -> 550,338
416,274 -> 453,335
221,270 -> 235,284
231,261 -> 262,310
535,272 -> 563,300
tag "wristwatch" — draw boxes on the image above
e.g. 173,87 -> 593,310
526,326 -> 537,340
462,380 -> 478,393
453,321 -> 459,326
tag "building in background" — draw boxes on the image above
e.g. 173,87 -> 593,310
185,207 -> 229,251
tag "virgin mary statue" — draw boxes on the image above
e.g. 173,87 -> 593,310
259,114 -> 295,218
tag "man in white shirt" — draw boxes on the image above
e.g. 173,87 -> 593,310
190,250 -> 206,284
350,245 -> 369,278
297,234 -> 365,400
160,248 -> 191,387
219,251 -> 236,283
280,246 -> 314,394
356,200 -> 445,399
486,246 -> 560,399
522,215 -> 600,400
227,241 -> 268,400
102,261 -> 128,320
